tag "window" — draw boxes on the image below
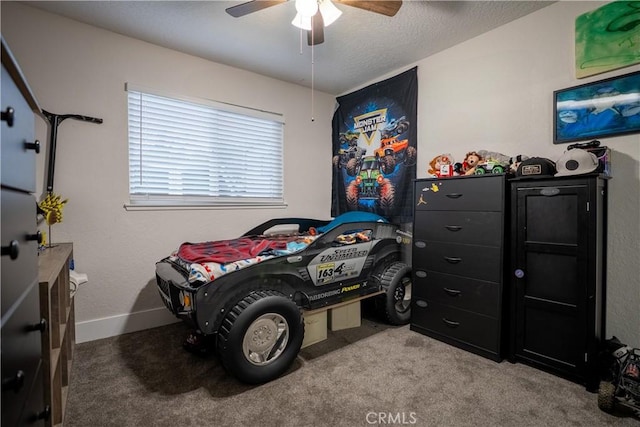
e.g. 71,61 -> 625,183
126,84 -> 284,208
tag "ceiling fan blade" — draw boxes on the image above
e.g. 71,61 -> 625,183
225,0 -> 288,18
335,0 -> 402,17
307,10 -> 325,46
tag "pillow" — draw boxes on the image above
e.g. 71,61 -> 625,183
263,224 -> 300,236
316,211 -> 388,233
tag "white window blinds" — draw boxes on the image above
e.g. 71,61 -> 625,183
127,85 -> 284,207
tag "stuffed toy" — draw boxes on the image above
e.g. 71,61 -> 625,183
509,154 -> 529,175
462,151 -> 483,175
427,154 -> 454,177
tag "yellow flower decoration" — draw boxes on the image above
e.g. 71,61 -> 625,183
39,193 -> 68,226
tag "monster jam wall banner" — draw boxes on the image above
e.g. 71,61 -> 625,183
331,67 -> 417,223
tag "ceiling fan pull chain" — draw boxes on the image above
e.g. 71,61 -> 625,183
310,14 -> 315,122
299,27 -> 304,54
311,16 -> 316,122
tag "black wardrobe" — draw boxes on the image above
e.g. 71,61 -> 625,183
509,175 -> 607,391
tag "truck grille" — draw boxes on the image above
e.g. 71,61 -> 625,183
156,274 -> 177,312
157,274 -> 170,296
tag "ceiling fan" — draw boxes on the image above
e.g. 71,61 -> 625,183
225,0 -> 403,46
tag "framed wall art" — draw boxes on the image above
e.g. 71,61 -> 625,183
553,70 -> 640,144
575,1 -> 640,79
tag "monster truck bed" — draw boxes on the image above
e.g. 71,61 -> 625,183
155,212 -> 412,383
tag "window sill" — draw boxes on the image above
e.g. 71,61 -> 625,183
123,202 -> 288,211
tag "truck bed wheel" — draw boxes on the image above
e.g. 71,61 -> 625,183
379,262 -> 412,325
217,290 -> 304,384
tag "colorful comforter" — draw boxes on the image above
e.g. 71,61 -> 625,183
169,234 -> 319,283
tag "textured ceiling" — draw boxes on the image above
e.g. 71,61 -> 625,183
23,1 -> 555,94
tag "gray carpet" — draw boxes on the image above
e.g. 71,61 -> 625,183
64,318 -> 638,426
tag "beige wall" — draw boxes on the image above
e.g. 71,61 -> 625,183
3,1 -> 639,347
1,2 -> 336,341
410,1 -> 639,347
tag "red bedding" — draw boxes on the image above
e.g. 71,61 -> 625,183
177,237 -> 288,264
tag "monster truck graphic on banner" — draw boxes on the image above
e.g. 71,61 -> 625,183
331,67 -> 417,223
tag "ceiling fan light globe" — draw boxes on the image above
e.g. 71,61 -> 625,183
295,0 -> 318,17
291,12 -> 313,30
319,0 -> 342,27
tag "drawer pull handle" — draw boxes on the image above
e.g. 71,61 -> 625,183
444,256 -> 461,264
26,231 -> 43,244
24,139 -> 41,154
443,287 -> 461,297
1,107 -> 15,127
2,370 -> 25,392
415,241 -> 426,249
1,240 -> 20,260
415,270 -> 427,278
445,225 -> 462,232
442,318 -> 460,328
445,193 -> 462,199
37,405 -> 51,421
28,318 -> 48,333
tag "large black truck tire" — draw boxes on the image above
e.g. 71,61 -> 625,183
378,262 -> 412,325
217,290 -> 304,384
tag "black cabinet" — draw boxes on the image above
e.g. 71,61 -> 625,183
1,37 -> 47,426
411,174 -> 507,361
509,175 -> 606,391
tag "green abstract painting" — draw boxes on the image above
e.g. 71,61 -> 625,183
575,1 -> 640,78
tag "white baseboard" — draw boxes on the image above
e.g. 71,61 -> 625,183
75,307 -> 180,343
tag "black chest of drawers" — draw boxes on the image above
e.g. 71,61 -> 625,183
410,174 -> 507,361
2,37 -> 48,426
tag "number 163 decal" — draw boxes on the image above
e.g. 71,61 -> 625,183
317,262 -> 348,283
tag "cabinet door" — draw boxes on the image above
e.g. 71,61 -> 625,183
511,181 -> 590,378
